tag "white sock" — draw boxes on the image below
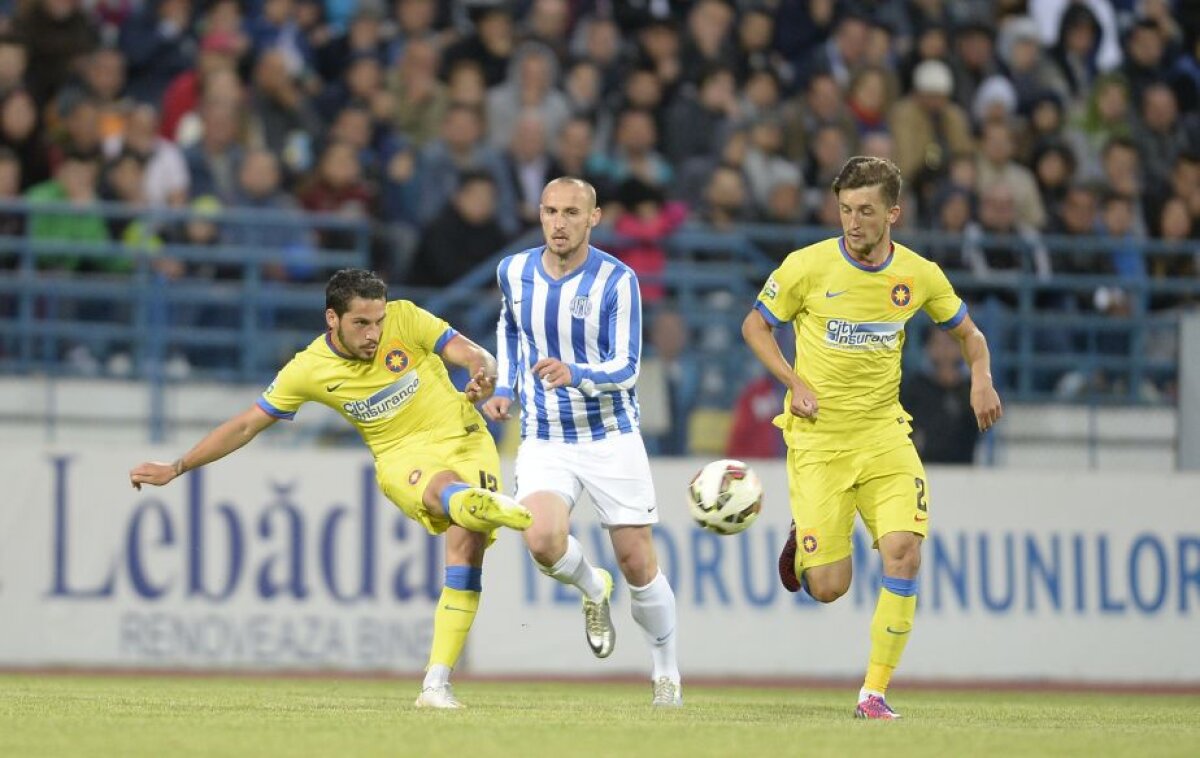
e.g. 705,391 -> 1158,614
859,687 -> 884,702
538,535 -> 606,602
423,663 -> 451,689
629,571 -> 680,684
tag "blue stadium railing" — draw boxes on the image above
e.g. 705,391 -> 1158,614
1,199 -> 1197,437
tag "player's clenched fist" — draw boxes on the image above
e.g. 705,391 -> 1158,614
971,383 -> 1003,432
481,396 -> 512,421
532,358 -> 572,390
788,377 -> 819,418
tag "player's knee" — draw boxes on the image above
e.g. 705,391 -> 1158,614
525,528 -> 565,567
805,584 -> 847,604
616,551 -> 656,586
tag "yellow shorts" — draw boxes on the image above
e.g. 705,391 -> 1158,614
376,426 -> 503,536
786,440 -> 929,571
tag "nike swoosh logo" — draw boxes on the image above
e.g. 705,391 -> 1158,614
885,626 -> 910,635
647,506 -> 657,513
325,382 -> 345,392
825,289 -> 849,298
655,629 -> 675,643
442,605 -> 473,613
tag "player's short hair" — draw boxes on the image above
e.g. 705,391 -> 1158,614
326,269 -> 387,315
544,176 -> 597,210
831,156 -> 903,207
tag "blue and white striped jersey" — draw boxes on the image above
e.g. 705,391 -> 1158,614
494,245 -> 643,442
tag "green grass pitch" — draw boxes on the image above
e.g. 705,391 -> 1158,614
2,675 -> 1198,757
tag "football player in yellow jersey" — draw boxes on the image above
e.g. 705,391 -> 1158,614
129,269 -> 532,709
743,157 -> 1003,719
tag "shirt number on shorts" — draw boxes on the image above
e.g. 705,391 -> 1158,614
915,477 -> 928,512
479,471 -> 498,492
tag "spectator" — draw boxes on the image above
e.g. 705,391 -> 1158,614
963,182 -> 1052,287
415,103 -> 512,233
725,372 -> 785,459
0,146 -> 25,248
949,17 -> 1001,111
0,89 -> 49,188
409,170 -> 506,288
440,5 -> 514,87
382,36 -> 444,148
183,94 -> 245,202
1120,19 -> 1171,104
888,59 -> 973,207
970,75 -> 1019,130
1099,136 -> 1149,237
900,329 -> 980,465
247,49 -> 323,177
1067,72 -> 1132,183
160,30 -> 241,143
586,108 -> 672,192
1032,140 -> 1077,223
697,164 -> 752,231
611,178 -> 687,304
296,141 -> 375,250
679,0 -> 737,84
641,308 -> 702,456
781,71 -> 855,166
498,110 -> 561,231
742,115 -> 802,214
798,9 -> 869,89
633,17 -> 684,103
663,64 -> 739,166
485,41 -> 570,150
25,151 -> 111,271
1050,3 -> 1104,104
247,0 -> 314,76
0,34 -> 28,102
996,15 -> 1070,106
13,0 -> 99,107
845,65 -> 892,138
1132,83 -> 1200,194
522,0 -> 572,63
225,149 -> 313,282
976,120 -> 1047,230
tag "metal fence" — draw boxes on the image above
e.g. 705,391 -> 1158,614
1,199 -> 1197,429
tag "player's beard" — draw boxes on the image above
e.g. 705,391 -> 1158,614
847,228 -> 885,258
337,325 -> 376,362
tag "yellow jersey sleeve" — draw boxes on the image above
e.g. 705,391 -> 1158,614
258,354 -> 311,420
919,260 -> 968,329
398,300 -> 459,354
755,251 -> 807,327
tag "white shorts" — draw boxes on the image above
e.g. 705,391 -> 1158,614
514,432 -> 658,527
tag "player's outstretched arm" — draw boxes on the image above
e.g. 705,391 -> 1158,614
948,314 -> 1003,431
741,308 -> 818,418
129,405 -> 278,490
441,333 -> 499,402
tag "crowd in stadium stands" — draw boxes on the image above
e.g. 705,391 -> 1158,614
1,0 -> 1199,459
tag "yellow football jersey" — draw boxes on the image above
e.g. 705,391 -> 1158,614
755,236 -> 966,451
258,300 -> 485,457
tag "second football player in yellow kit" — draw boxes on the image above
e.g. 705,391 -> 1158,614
743,157 -> 1003,719
129,269 -> 531,709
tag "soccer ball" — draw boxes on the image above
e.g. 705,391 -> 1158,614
687,459 -> 763,536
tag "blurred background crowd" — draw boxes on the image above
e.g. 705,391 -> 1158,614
0,0 -> 1198,461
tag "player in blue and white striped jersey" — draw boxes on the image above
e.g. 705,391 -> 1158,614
483,177 -> 682,707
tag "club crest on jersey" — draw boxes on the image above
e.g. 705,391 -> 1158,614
889,281 -> 913,308
384,349 -> 409,373
802,532 -> 818,554
569,296 -> 592,319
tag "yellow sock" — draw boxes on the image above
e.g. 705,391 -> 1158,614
428,587 -> 480,670
864,584 -> 917,694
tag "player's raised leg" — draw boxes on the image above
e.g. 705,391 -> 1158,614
610,525 -> 681,707
523,491 -> 615,657
415,525 -> 489,709
423,471 -> 532,533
